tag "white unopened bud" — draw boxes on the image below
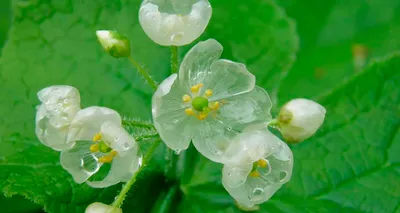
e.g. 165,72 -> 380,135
96,30 -> 130,58
85,202 -> 122,213
278,98 -> 326,143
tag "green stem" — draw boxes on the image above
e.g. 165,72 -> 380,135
170,46 -> 179,74
267,118 -> 281,130
128,55 -> 158,90
111,140 -> 161,208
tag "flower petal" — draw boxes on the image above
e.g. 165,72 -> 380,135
222,163 -> 252,188
178,39 -> 223,86
35,85 -> 81,150
152,74 -> 194,153
191,118 -> 239,163
67,106 -> 121,144
216,86 -> 272,130
100,121 -> 135,152
87,146 -> 142,188
205,59 -> 255,101
85,202 -> 122,213
60,141 -> 103,183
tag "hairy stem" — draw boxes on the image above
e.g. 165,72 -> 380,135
111,140 -> 161,208
128,55 -> 158,90
170,46 -> 179,74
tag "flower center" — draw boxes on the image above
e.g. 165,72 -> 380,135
89,133 -> 118,163
249,159 -> 268,178
181,83 -> 222,120
191,96 -> 209,111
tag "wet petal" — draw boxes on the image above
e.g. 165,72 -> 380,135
178,39 -> 223,86
67,106 -> 121,144
139,0 -> 212,46
191,118 -> 238,163
35,85 -> 81,150
222,163 -> 252,188
205,59 -> 255,101
87,146 -> 142,188
100,121 -> 135,153
217,86 -> 272,130
60,141 -> 103,183
152,74 -> 194,153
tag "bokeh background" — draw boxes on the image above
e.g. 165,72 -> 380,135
0,0 -> 399,212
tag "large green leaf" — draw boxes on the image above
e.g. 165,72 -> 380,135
277,0 -> 400,106
178,53 -> 400,213
0,0 -> 298,212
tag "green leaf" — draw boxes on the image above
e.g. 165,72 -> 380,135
0,0 -> 298,212
277,0 -> 400,106
179,53 -> 400,212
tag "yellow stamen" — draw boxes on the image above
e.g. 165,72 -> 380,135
210,101 -> 220,111
205,89 -> 213,97
257,159 -> 268,168
110,150 -> 118,157
249,171 -> 260,178
185,108 -> 195,116
198,112 -> 207,120
182,94 -> 191,103
89,143 -> 99,153
190,83 -> 204,93
98,155 -> 113,163
92,133 -> 102,142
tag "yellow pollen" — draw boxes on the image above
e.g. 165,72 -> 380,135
257,159 -> 268,168
89,143 -> 99,153
198,112 -> 207,120
182,94 -> 191,103
190,83 -> 204,93
98,155 -> 113,163
110,150 -> 118,157
92,133 -> 102,142
185,108 -> 195,116
249,171 -> 260,178
205,89 -> 213,97
210,102 -> 220,111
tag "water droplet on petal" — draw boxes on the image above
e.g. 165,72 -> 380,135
252,188 -> 264,196
279,171 -> 288,182
174,148 -> 181,154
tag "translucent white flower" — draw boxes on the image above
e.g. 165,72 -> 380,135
96,30 -> 130,58
152,39 -> 273,163
85,202 -> 122,213
222,127 -> 293,208
60,106 -> 142,188
278,98 -> 326,143
35,85 -> 81,151
139,0 -> 212,46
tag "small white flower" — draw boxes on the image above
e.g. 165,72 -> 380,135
152,39 -> 273,163
139,0 -> 212,46
60,106 -> 142,188
96,30 -> 130,58
35,85 -> 81,151
278,98 -> 326,143
85,202 -> 122,213
222,127 -> 293,208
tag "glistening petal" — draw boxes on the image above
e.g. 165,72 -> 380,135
191,118 -> 239,163
67,106 -> 121,144
60,141 -> 103,183
100,121 -> 136,153
222,163 -> 252,188
178,39 -> 223,86
216,86 -> 272,131
87,146 -> 142,188
205,59 -> 255,101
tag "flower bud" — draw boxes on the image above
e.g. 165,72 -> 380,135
96,30 -> 130,58
85,202 -> 122,213
139,0 -> 212,46
278,98 -> 326,143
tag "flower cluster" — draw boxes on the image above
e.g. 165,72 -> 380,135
35,86 -> 142,188
35,0 -> 327,210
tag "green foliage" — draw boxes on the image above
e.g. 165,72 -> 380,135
0,0 -> 399,213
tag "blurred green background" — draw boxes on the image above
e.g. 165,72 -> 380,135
0,0 -> 399,212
